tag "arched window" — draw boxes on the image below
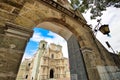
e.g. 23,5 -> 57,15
25,75 -> 28,79
51,54 -> 54,59
50,69 -> 54,78
42,44 -> 45,48
28,63 -> 31,66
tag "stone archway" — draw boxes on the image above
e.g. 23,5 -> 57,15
0,0 -> 118,80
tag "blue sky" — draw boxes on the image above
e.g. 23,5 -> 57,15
22,6 -> 120,61
24,28 -> 52,57
22,28 -> 68,61
33,28 -> 54,38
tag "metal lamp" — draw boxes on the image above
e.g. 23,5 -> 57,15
99,24 -> 110,35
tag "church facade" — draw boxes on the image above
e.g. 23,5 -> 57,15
16,40 -> 70,80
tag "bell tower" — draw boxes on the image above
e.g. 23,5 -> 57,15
30,40 -> 47,80
39,40 -> 47,49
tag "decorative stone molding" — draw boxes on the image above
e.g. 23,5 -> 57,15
39,0 -> 87,24
2,0 -> 23,9
4,22 -> 33,40
81,47 -> 93,53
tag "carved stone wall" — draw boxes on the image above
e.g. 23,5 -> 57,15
0,0 -> 119,80
0,22 -> 33,80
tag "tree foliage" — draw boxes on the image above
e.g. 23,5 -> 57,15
118,52 -> 120,55
70,0 -> 120,19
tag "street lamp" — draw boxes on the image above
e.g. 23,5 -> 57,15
94,19 -> 110,36
99,24 -> 110,35
106,41 -> 115,53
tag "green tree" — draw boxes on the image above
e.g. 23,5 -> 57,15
70,0 -> 120,19
118,52 -> 120,55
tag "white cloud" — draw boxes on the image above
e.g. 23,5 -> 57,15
22,49 -> 37,62
29,31 -> 68,58
97,7 -> 120,53
47,32 -> 68,58
30,32 -> 45,42
83,6 -> 120,53
22,53 -> 32,62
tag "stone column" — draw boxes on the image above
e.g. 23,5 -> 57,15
81,47 -> 101,80
67,35 -> 89,80
0,22 -> 33,80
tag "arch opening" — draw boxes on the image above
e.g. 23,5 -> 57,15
37,21 -> 73,41
0,0 -> 119,80
18,26 -> 72,80
50,69 -> 54,78
16,20 -> 88,80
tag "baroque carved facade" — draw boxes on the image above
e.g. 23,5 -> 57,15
16,40 -> 70,80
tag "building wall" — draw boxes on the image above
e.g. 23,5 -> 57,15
16,59 -> 32,80
110,53 -> 120,68
16,40 -> 70,80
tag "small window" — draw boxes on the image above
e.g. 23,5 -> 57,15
44,59 -> 46,64
25,75 -> 28,79
28,63 -> 31,66
51,54 -> 54,59
43,44 -> 45,48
